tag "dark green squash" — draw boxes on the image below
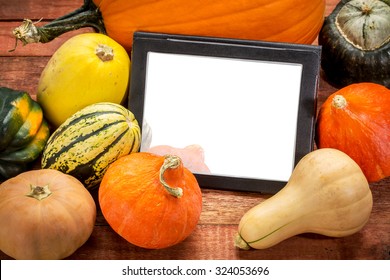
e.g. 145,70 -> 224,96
0,87 -> 50,180
0,87 -> 33,151
318,0 -> 390,88
0,120 -> 50,163
0,160 -> 27,181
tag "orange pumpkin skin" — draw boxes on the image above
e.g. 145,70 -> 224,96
99,152 -> 202,249
93,0 -> 326,51
316,83 -> 390,183
0,169 -> 96,260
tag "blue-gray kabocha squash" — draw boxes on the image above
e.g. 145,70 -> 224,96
41,102 -> 141,189
319,0 -> 390,88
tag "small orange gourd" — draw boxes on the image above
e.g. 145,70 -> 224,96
13,0 -> 326,52
99,152 -> 202,249
316,83 -> 390,182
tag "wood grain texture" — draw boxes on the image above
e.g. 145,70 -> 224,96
0,0 -> 83,20
1,0 -> 389,260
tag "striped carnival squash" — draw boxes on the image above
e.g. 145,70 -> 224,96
13,0 -> 326,52
41,102 -> 141,189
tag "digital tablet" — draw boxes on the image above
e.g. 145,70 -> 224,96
128,31 -> 321,194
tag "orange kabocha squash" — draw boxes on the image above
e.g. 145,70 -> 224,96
13,0 -> 326,52
316,83 -> 390,183
99,153 -> 202,249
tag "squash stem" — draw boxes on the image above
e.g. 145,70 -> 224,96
25,184 -> 52,201
332,95 -> 347,109
95,44 -> 114,62
234,233 -> 251,250
10,0 -> 104,51
159,155 -> 183,198
54,0 -> 97,21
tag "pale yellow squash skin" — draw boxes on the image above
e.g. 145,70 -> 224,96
236,148 -> 373,250
37,33 -> 130,128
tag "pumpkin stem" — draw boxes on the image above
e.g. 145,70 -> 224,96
25,184 -> 52,201
332,95 -> 347,109
10,0 -> 104,51
361,4 -> 372,15
159,155 -> 183,198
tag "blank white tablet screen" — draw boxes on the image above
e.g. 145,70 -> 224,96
142,52 -> 302,182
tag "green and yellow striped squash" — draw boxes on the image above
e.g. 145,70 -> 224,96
41,102 -> 141,189
0,87 -> 50,180
1,87 -> 35,151
0,119 -> 50,163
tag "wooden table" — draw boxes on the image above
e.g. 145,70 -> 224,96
1,0 -> 389,260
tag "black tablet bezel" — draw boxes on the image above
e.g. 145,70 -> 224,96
128,31 -> 321,194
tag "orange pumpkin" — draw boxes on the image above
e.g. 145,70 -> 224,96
315,83 -> 390,183
99,152 -> 202,249
0,169 -> 96,260
14,0 -> 326,52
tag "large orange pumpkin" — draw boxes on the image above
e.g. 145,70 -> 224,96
315,83 -> 390,183
13,0 -> 326,52
99,152 -> 202,249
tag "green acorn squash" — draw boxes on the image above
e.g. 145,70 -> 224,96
0,87 -> 50,180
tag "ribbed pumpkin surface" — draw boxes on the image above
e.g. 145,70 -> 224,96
41,103 -> 141,189
93,0 -> 326,51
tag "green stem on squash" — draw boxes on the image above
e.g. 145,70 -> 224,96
25,184 -> 52,201
10,0 -> 104,52
234,233 -> 251,250
159,155 -> 183,198
54,0 -> 97,21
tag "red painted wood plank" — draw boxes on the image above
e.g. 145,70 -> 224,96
0,0 -> 84,20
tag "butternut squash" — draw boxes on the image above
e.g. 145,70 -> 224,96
235,148 -> 373,250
